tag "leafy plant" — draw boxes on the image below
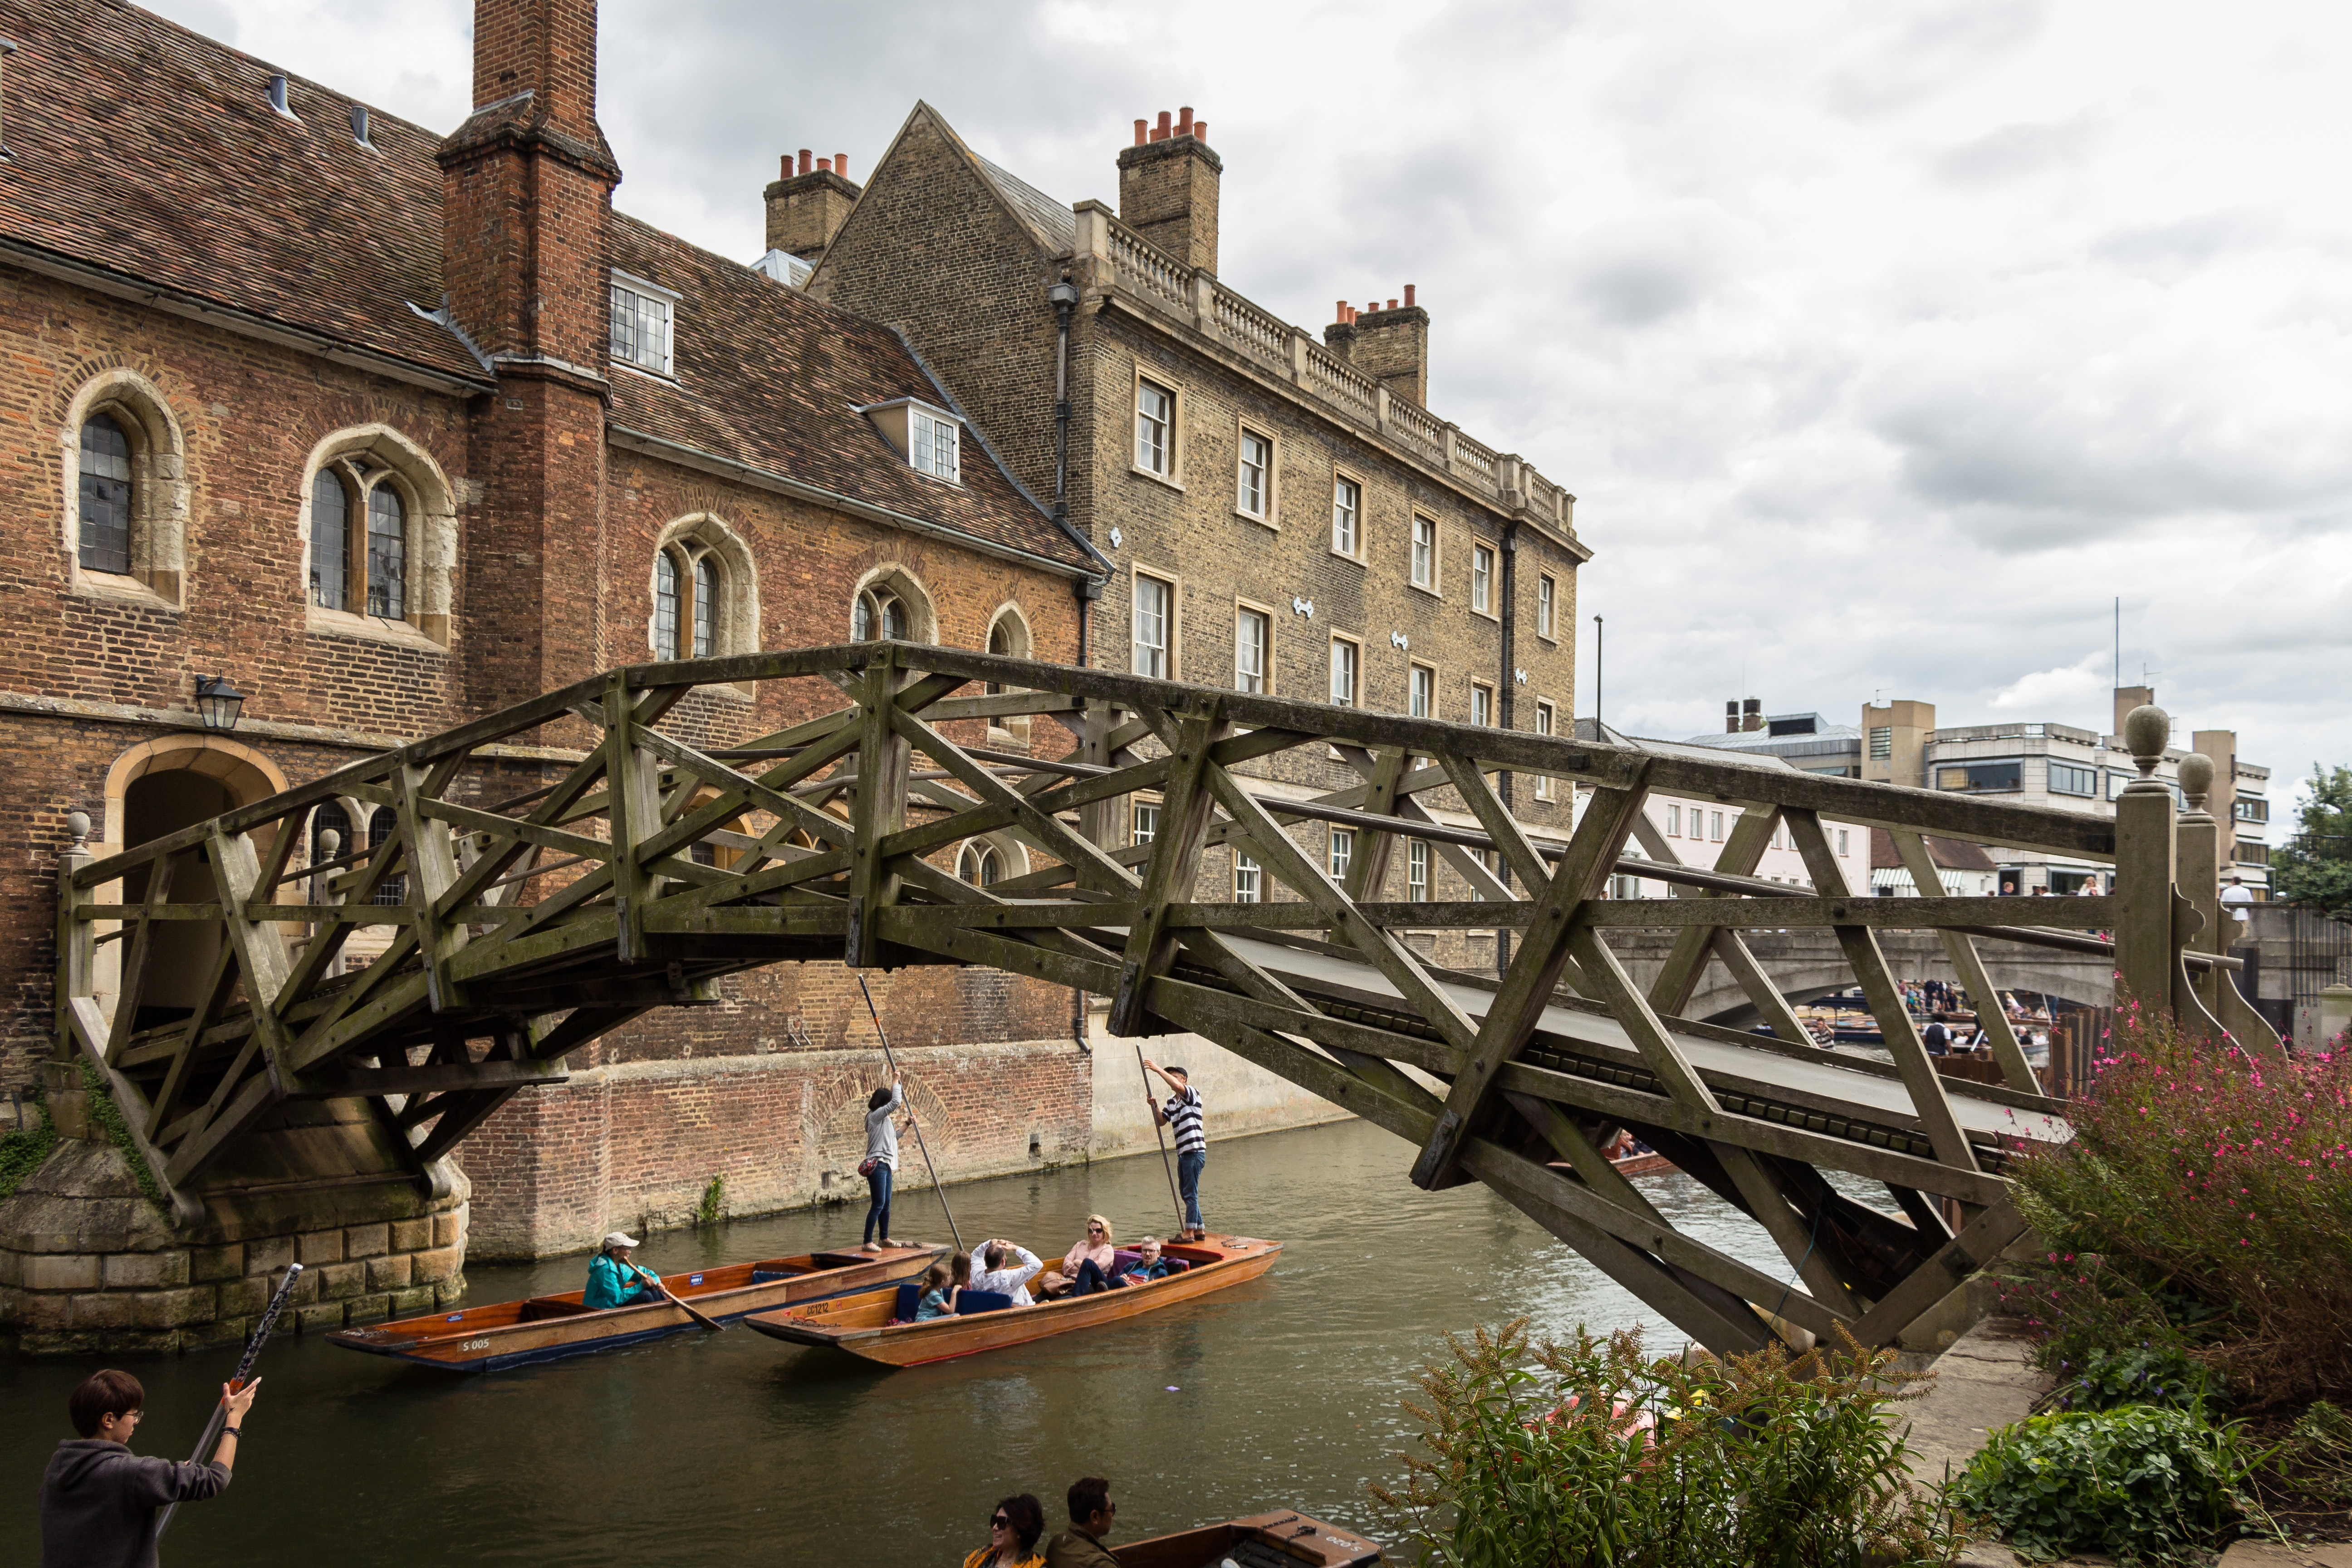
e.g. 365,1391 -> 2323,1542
2053,1343 -> 2221,1415
696,1173 -> 725,1228
1949,1404 -> 2272,1564
1368,1318 -> 1965,1568
2006,1000 -> 2352,1405
0,1097 -> 59,1201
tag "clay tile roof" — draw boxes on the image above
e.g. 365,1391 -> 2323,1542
3,0 -> 490,387
605,215 -> 1098,575
1869,828 -> 1999,872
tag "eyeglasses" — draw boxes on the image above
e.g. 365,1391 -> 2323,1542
991,1515 -> 1011,1529
1087,1225 -> 1105,1233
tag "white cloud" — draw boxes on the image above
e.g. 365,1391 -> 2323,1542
142,0 -> 2352,779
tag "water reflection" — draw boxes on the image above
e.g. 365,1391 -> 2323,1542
2,1119 -> 1820,1565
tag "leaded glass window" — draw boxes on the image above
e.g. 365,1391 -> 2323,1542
366,485 -> 406,618
78,414 -> 133,575
310,470 -> 349,610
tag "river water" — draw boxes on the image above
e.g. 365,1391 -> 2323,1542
2,1119 -> 1810,1565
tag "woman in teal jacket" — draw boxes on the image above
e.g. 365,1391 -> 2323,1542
584,1232 -> 665,1309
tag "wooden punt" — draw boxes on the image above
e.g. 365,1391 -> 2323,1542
327,1243 -> 936,1373
1112,1508 -> 1384,1567
742,1233 -> 1280,1367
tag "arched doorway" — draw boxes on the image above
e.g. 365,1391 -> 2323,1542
97,735 -> 290,1028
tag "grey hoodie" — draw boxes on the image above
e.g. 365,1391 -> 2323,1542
38,1438 -> 229,1568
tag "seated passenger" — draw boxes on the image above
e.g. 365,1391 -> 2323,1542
972,1239 -> 1044,1306
1037,1215 -> 1118,1298
583,1232 -> 665,1310
914,1260 -> 958,1321
1119,1237 -> 1174,1285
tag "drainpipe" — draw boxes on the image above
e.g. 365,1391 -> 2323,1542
1497,521 -> 1520,978
1046,277 -> 1108,668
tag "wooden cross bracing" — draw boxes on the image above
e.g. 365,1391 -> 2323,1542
53,643 -> 2226,1351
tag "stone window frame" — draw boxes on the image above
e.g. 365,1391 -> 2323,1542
955,831 -> 1028,887
1408,659 -> 1438,720
983,602 -> 1034,742
1130,564 -> 1180,680
850,562 -> 938,646
1328,628 -> 1362,708
1130,793 -> 1163,849
1329,467 -> 1366,563
1536,572 -> 1559,642
60,369 -> 191,609
1534,698 -> 1558,800
1469,679 -> 1494,728
298,424 -> 457,649
1233,416 -> 1277,529
1327,824 -> 1355,883
1233,847 -> 1262,904
1131,366 -> 1184,491
1470,539 -> 1499,621
1408,511 -> 1442,598
1233,595 -> 1275,696
648,513 -> 761,697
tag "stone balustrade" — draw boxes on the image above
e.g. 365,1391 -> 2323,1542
1084,206 -> 1571,530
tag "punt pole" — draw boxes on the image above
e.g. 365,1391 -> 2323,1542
858,974 -> 964,1254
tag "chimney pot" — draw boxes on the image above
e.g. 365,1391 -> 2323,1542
817,157 -> 831,173
1387,298 -> 1397,311
1155,109 -> 1172,140
1134,118 -> 1147,147
1177,106 -> 1194,136
1192,120 -> 1207,142
1404,284 -> 1416,306
799,148 -> 813,175
833,153 -> 848,179
779,154 -> 790,179
1336,299 -> 1347,322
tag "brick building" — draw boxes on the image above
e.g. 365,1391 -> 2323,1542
0,0 -> 1108,1295
805,102 -> 1590,984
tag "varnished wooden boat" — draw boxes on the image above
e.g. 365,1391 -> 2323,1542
743,1233 -> 1280,1367
1113,1508 -> 1384,1567
1611,1149 -> 1676,1177
327,1243 -> 936,1372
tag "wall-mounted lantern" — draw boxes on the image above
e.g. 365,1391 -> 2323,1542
193,674 -> 246,732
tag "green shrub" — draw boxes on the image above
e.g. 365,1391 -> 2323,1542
1950,1404 -> 2270,1564
2056,1343 -> 2222,1415
1369,1319 -> 1964,1568
696,1173 -> 725,1228
2007,1000 -> 2352,1406
75,1059 -> 166,1213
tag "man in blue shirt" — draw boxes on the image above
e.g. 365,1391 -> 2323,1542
584,1232 -> 665,1309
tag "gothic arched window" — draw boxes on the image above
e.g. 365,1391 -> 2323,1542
854,585 -> 910,642
366,485 -> 407,619
958,841 -> 1003,887
78,414 -> 135,575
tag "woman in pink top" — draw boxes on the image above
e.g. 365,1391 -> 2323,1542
1036,1215 -> 1119,1298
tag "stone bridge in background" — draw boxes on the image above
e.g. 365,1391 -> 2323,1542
1603,929 -> 2116,1026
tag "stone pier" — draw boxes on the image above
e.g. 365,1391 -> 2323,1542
0,1062 -> 467,1356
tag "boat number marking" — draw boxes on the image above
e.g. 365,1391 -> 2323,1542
460,1338 -> 491,1351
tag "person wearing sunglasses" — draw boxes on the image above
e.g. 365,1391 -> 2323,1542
1035,1214 -> 1118,1299
963,1493 -> 1045,1568
1044,1477 -> 1120,1567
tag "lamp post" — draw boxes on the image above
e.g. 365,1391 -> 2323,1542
192,674 -> 245,732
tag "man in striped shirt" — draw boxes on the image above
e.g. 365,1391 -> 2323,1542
1142,1058 -> 1207,1241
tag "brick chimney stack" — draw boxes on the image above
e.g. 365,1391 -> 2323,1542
439,0 -> 621,712
764,147 -> 864,261
1117,105 -> 1222,272
1322,285 -> 1431,406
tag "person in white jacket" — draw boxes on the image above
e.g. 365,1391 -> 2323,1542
971,1239 -> 1044,1306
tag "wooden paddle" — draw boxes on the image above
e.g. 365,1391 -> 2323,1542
636,1263 -> 723,1332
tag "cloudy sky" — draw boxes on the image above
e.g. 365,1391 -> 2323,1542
161,0 -> 2352,808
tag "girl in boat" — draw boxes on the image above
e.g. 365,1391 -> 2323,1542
583,1233 -> 664,1309
861,1073 -> 912,1253
914,1260 -> 958,1321
963,1493 -> 1046,1568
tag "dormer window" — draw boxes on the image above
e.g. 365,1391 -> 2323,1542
610,271 -> 677,377
859,398 -> 963,485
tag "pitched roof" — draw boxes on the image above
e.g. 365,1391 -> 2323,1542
3,0 -> 489,387
973,151 -> 1078,254
1868,828 -> 1997,872
605,215 -> 1097,574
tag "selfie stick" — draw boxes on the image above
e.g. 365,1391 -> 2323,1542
157,1261 -> 304,1538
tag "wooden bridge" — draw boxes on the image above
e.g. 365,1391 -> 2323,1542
53,643 -> 2267,1353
